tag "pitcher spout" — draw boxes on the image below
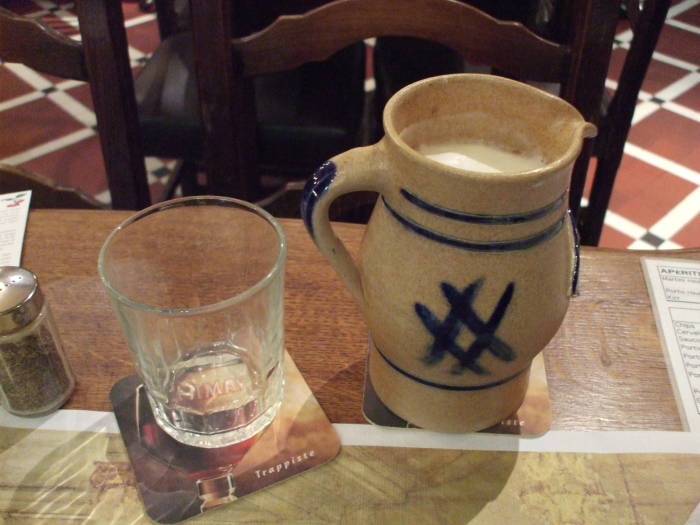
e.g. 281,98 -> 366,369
579,121 -> 597,140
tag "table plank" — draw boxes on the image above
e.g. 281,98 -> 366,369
20,210 -> 699,431
547,248 -> 695,431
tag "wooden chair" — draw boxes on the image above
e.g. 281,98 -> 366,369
576,0 -> 671,245
0,164 -> 104,209
183,0 -> 619,219
133,0 -> 366,202
0,4 -> 150,210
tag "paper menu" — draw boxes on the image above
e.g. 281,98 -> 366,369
0,190 -> 31,267
642,257 -> 700,432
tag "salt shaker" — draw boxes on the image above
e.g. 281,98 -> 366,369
0,267 -> 75,416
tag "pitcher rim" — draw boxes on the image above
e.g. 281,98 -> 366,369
382,73 -> 596,182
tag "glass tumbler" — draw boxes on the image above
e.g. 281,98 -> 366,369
98,196 -> 286,448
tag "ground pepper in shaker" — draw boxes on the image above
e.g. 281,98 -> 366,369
0,267 -> 75,416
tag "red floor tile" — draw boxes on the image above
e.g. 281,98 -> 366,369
627,109 -> 700,173
20,135 -> 108,196
606,154 -> 696,228
671,212 -> 700,247
0,68 -> 35,102
126,19 -> 160,55
365,42 -> 374,81
636,57 -> 690,95
673,82 -> 700,113
616,18 -> 631,36
675,3 -> 700,26
33,70 -> 73,86
149,180 -> 166,203
607,48 -> 628,85
65,83 -> 94,111
0,96 -> 85,158
598,224 -> 635,249
42,13 -> 79,37
654,24 -> 700,65
122,2 -> 151,21
581,158 -> 597,200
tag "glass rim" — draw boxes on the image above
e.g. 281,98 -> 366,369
97,195 -> 287,316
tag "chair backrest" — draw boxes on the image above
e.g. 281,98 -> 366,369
236,5 -> 566,80
0,5 -> 150,210
187,0 -> 619,218
0,164 -> 104,209
578,0 -> 671,245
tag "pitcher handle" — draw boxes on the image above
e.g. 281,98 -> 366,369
301,143 -> 389,310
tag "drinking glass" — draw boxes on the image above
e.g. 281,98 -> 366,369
98,196 -> 286,448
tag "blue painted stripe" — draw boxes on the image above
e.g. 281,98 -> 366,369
401,188 -> 566,224
374,344 -> 528,391
382,197 -> 565,252
301,161 -> 337,238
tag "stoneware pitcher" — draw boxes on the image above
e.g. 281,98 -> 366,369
301,74 -> 596,432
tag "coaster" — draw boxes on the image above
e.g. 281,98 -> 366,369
111,352 -> 341,524
362,351 -> 551,436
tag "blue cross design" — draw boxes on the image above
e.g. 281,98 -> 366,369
414,278 -> 516,375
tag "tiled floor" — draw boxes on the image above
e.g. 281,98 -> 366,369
1,0 -> 699,248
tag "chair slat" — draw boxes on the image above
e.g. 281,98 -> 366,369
0,164 -> 105,209
0,8 -> 87,80
234,0 -> 568,82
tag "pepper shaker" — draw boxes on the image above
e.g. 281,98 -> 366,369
0,267 -> 75,416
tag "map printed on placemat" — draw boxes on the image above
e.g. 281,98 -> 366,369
363,352 -> 551,436
110,352 -> 340,524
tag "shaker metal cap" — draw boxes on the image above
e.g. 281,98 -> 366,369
0,267 -> 44,334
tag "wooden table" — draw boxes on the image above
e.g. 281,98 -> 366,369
7,209 -> 700,524
22,209 -> 692,431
